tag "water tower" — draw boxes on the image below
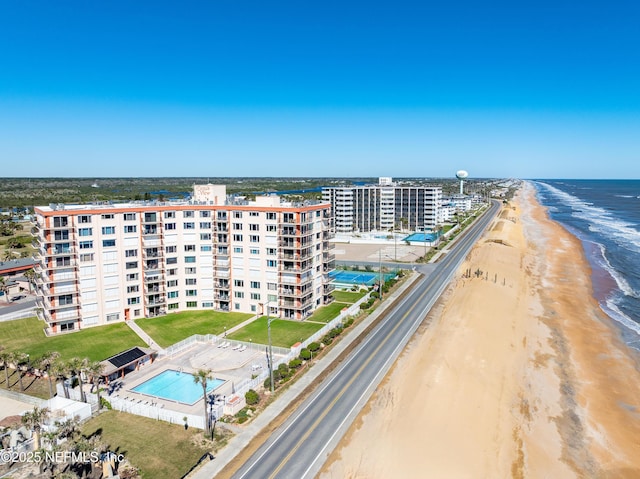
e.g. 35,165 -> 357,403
456,170 -> 468,195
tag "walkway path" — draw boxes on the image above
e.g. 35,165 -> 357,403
126,320 -> 164,353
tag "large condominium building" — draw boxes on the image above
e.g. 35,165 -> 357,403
33,185 -> 335,335
322,177 -> 442,234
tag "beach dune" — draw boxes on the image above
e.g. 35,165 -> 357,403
319,183 -> 640,479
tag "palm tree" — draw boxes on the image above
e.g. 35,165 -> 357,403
21,406 -> 50,450
24,268 -> 37,293
0,276 -> 9,302
51,357 -> 71,399
38,351 -> 61,398
84,360 -> 105,406
193,368 -> 212,436
14,352 -> 29,391
0,347 -> 11,388
67,357 -> 88,402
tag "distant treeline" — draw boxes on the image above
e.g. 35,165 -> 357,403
0,177 -> 476,209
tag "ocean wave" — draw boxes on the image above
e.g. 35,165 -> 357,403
594,242 -> 640,299
615,194 -> 635,198
537,182 -> 640,255
604,296 -> 640,338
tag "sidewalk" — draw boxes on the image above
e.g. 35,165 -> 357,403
188,271 -> 422,479
126,319 -> 164,353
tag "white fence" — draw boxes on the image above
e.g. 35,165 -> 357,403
108,396 -> 214,430
163,333 -> 291,359
0,307 -> 37,322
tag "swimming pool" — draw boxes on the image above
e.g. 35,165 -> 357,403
403,232 -> 438,243
329,270 -> 396,286
132,370 -> 225,404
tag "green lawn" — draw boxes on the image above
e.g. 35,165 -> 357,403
227,316 -> 324,348
306,301 -> 350,323
81,411 -> 210,479
0,316 -> 145,362
331,290 -> 366,304
136,310 -> 253,348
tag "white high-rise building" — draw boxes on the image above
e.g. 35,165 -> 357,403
33,185 -> 335,335
322,178 -> 442,234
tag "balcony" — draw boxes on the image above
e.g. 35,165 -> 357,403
324,283 -> 336,294
146,297 -> 166,307
144,284 -> 165,294
214,281 -> 230,290
43,246 -> 76,257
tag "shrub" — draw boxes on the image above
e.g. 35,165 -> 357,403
307,342 -> 320,352
277,363 -> 290,376
344,318 -> 354,328
245,389 -> 260,406
289,358 -> 302,369
360,302 -> 370,310
299,348 -> 311,360
370,291 -> 379,299
100,397 -> 112,410
321,335 -> 333,346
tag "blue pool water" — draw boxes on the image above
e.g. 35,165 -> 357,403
403,232 -> 438,242
329,270 -> 396,286
132,370 -> 225,404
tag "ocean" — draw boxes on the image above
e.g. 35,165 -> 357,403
533,180 -> 640,350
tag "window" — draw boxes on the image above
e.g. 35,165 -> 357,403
125,249 -> 137,257
168,268 -> 178,276
165,223 -> 176,230
217,212 -> 227,220
184,245 -> 196,252
58,294 -> 74,305
168,303 -> 179,310
234,291 -> 244,298
79,215 -> 91,224
168,291 -> 179,298
185,267 -> 196,274
266,248 -> 277,256
250,281 -> 260,289
233,211 -> 242,219
54,230 -> 69,241
166,257 -> 177,265
186,290 -> 197,297
201,245 -> 212,251
249,224 -> 259,231
56,257 -> 72,267
200,211 -> 210,218
233,223 -> 243,231
134,309 -> 141,317
79,241 -> 93,249
183,211 -> 195,218
234,279 -> 244,287
250,248 -> 259,255
267,283 -> 277,291
127,297 -> 140,305
79,253 -> 94,262
249,211 -> 259,217
78,228 -> 93,237
101,226 -> 116,235
266,212 -> 276,220
233,247 -> 243,253
101,214 -> 115,220
234,303 -> 240,310
186,301 -> 197,308
126,261 -> 138,269
200,233 -> 211,240
53,217 -> 69,227
233,234 -> 243,242
200,222 -> 211,229
184,222 -> 195,229
249,235 -> 259,243
164,211 -> 175,219
102,239 -> 116,247
124,225 -> 137,233
167,279 -> 178,287
166,245 -> 177,253
124,213 -> 136,221
266,260 -> 276,267
127,285 -> 139,293
126,273 -> 138,281
185,256 -> 196,263
202,301 -> 213,308
106,313 -> 120,322
268,294 -> 277,302
185,278 -> 197,285
250,293 -> 261,300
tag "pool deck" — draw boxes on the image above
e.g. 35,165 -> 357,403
107,341 -> 288,416
333,242 -> 430,263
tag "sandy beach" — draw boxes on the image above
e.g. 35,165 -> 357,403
319,182 -> 640,479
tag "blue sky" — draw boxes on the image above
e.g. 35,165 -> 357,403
1,0 -> 639,179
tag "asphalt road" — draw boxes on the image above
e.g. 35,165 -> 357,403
231,200 -> 501,479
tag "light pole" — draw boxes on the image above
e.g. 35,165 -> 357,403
378,249 -> 383,300
263,301 -> 274,393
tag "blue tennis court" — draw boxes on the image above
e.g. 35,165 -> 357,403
329,270 -> 396,286
132,369 -> 225,405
